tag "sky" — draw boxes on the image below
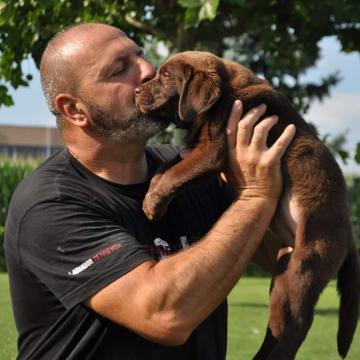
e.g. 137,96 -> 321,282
0,36 -> 359,174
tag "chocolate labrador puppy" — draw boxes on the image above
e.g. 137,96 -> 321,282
135,51 -> 360,359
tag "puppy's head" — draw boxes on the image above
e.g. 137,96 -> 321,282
135,51 -> 223,124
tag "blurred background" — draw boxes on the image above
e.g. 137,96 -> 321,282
0,1 -> 359,359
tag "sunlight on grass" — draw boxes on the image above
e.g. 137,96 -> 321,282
227,277 -> 360,359
1,274 -> 359,359
0,274 -> 17,360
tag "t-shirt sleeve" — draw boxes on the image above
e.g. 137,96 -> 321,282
18,201 -> 153,309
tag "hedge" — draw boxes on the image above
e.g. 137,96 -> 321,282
0,157 -> 40,271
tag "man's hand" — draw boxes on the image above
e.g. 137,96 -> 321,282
85,100 -> 296,346
225,100 -> 296,202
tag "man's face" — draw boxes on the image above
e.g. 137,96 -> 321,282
75,28 -> 170,142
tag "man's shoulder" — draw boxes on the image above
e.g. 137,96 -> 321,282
12,149 -> 69,198
8,149 -> 87,222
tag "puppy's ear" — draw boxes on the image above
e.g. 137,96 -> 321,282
178,69 -> 221,122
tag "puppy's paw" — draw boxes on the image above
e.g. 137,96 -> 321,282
148,173 -> 163,191
142,191 -> 169,221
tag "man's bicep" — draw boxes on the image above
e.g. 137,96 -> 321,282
84,259 -> 160,334
19,202 -> 152,309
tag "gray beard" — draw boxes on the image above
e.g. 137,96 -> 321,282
86,99 -> 170,143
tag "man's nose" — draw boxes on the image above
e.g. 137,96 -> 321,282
139,58 -> 155,84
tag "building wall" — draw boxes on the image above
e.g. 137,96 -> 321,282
0,144 -> 63,158
0,125 -> 63,158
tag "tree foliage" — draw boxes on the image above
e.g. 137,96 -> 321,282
0,1 -> 359,264
1,0 -> 359,111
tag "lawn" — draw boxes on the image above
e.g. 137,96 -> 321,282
0,274 -> 17,360
1,274 -> 359,359
227,277 -> 360,360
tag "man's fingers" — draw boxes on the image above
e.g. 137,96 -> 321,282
226,100 -> 243,151
251,115 -> 279,150
268,124 -> 296,160
237,103 -> 267,147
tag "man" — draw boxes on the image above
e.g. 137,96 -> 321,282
5,23 -> 295,359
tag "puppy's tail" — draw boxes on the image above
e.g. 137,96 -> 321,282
337,239 -> 360,358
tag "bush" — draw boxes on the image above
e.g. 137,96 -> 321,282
0,157 -> 40,271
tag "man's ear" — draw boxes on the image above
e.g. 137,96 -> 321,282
178,70 -> 221,122
55,94 -> 88,127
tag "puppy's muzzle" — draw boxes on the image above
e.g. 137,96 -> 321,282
134,86 -> 155,112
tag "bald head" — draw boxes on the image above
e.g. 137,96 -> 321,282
40,23 -> 125,127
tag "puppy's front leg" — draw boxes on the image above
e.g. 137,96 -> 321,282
143,154 -> 182,219
143,133 -> 226,221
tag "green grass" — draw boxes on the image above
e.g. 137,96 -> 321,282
227,277 -> 360,359
1,274 -> 359,359
0,274 -> 17,360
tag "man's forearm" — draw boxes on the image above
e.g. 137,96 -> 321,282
148,194 -> 277,340
85,103 -> 295,346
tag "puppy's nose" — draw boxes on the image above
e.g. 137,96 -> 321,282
134,86 -> 142,96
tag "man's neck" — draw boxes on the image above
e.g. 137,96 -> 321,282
67,140 -> 149,185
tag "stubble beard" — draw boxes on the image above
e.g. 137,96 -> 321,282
85,98 -> 170,143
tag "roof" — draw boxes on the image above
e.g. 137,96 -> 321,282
0,125 -> 63,147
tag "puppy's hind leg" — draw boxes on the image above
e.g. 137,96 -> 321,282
252,248 -> 293,360
256,215 -> 346,360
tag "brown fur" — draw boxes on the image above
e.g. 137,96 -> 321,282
135,51 -> 360,359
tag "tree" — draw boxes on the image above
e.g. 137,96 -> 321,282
1,0 -> 359,112
0,0 -> 359,253
1,0 -> 360,154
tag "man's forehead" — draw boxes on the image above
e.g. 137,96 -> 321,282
84,32 -> 138,63
94,37 -> 142,77
60,31 -> 138,78
103,34 -> 140,59
59,26 -> 133,60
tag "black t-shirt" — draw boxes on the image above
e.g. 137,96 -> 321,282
5,145 -> 234,360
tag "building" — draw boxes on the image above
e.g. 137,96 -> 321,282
0,125 -> 63,158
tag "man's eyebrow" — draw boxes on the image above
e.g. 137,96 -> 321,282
100,48 -> 144,75
99,56 -> 126,77
111,56 -> 127,65
112,47 -> 143,63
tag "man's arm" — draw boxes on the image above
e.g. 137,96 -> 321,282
85,101 -> 296,345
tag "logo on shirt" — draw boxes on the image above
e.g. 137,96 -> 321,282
152,235 -> 190,260
153,238 -> 171,260
68,243 -> 122,276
